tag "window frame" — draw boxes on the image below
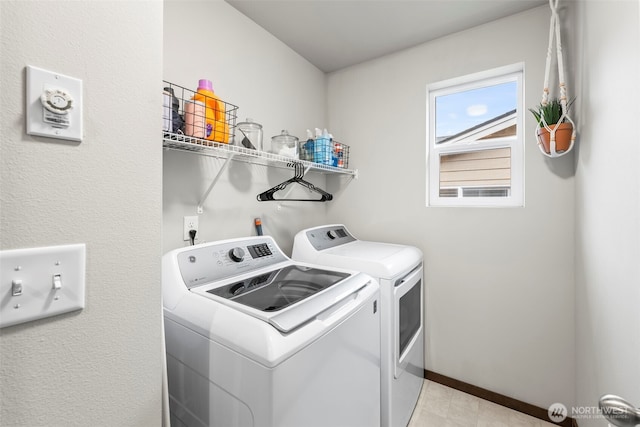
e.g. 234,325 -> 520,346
426,63 -> 525,207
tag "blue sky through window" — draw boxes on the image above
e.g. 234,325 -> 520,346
435,81 -> 517,139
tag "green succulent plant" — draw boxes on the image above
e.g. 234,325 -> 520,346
529,98 -> 574,125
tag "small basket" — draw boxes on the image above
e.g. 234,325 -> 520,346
300,138 -> 349,168
331,140 -> 349,169
162,81 -> 238,146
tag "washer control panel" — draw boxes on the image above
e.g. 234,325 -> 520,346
305,225 -> 356,251
176,237 -> 287,289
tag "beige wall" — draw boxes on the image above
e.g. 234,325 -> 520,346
0,1 -> 163,426
326,5 -> 576,409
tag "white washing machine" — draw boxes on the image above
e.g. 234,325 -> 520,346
163,235 -> 381,427
293,224 -> 424,427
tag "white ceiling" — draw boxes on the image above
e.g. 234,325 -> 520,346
225,0 -> 547,73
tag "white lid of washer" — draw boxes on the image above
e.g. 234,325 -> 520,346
292,225 -> 422,279
327,240 -> 422,279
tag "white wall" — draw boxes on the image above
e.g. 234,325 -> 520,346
0,1 -> 163,426
162,0 -> 332,255
326,5 -> 576,409
573,1 -> 640,425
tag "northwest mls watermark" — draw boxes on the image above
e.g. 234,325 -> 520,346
548,402 -> 629,423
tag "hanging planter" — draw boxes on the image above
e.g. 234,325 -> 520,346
529,98 -> 575,155
531,0 -> 577,158
536,123 -> 573,154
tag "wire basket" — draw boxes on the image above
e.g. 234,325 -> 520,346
162,81 -> 238,146
299,138 -> 349,169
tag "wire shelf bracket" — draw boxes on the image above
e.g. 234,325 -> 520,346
196,155 -> 235,214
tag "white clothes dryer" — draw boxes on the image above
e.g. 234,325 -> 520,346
293,224 -> 424,427
163,235 -> 381,427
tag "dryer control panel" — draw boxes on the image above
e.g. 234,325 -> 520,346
176,236 -> 288,289
304,225 -> 356,251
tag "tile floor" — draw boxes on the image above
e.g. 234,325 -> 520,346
408,380 -> 558,427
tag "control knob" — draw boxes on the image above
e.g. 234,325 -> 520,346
327,230 -> 338,240
229,247 -> 245,262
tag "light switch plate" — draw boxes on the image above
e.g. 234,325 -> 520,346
0,244 -> 86,328
26,65 -> 83,142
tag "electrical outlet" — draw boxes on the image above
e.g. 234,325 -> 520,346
183,216 -> 199,241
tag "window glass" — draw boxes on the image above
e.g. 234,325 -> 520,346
427,64 -> 524,207
435,82 -> 517,142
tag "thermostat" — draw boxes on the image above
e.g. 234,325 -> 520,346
26,65 -> 83,142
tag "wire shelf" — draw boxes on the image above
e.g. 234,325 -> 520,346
162,80 -> 356,176
162,132 -> 357,176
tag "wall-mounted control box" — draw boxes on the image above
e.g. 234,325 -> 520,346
0,244 -> 86,328
26,65 -> 83,142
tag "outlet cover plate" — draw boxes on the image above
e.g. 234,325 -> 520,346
183,216 -> 199,241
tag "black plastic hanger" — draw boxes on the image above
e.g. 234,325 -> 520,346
257,162 -> 333,202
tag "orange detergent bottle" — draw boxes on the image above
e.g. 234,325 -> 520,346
191,79 -> 229,143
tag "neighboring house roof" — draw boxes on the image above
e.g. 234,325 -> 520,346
436,109 -> 517,145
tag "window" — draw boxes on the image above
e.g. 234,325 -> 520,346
427,64 -> 524,207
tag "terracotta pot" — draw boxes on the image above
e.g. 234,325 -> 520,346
536,122 -> 573,154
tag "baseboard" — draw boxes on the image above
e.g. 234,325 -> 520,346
424,370 -> 578,427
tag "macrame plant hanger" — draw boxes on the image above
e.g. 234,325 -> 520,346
537,0 -> 577,158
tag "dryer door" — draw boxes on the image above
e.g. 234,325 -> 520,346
393,264 -> 423,379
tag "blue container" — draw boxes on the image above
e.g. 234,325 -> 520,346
314,137 -> 332,165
